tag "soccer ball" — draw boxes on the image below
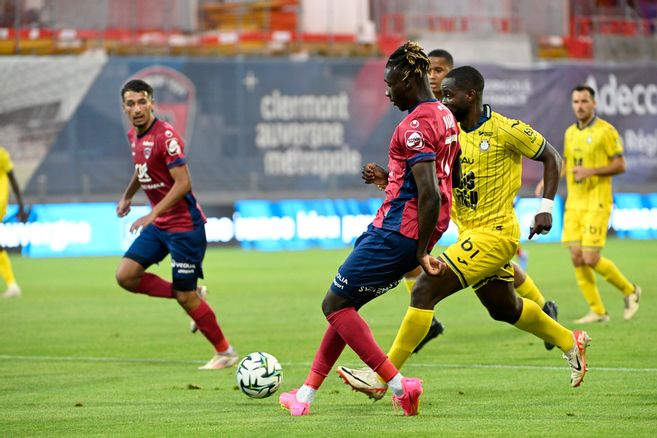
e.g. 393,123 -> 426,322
236,352 -> 283,399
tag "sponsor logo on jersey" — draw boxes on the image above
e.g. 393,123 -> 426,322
166,138 -> 181,156
480,139 -> 490,151
405,130 -> 424,150
136,163 -> 152,183
144,147 -> 152,159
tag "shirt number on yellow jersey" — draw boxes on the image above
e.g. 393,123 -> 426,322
454,171 -> 477,209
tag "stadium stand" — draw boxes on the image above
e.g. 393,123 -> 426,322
0,0 -> 655,59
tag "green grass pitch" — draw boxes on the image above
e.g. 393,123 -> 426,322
1,238 -> 656,437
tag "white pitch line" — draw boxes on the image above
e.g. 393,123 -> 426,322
0,354 -> 656,373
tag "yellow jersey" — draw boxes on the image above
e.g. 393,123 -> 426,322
563,116 -> 623,212
453,105 -> 546,240
0,146 -> 14,210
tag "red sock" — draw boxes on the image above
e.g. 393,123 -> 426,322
187,300 -> 229,352
326,307 -> 398,382
135,273 -> 174,298
304,325 -> 346,389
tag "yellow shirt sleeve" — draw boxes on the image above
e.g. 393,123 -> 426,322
603,124 -> 624,158
498,118 -> 546,160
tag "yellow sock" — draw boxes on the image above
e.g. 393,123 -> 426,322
514,298 -> 574,353
402,277 -> 416,295
0,251 -> 16,286
514,274 -> 545,308
387,307 -> 434,370
574,266 -> 605,315
593,256 -> 635,295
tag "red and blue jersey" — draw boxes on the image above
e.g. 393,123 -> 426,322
372,100 -> 460,250
127,118 -> 206,232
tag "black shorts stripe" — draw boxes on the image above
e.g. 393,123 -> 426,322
441,253 -> 468,288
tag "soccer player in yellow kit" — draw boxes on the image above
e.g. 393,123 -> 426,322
0,146 -> 28,298
338,67 -> 591,402
560,85 -> 640,323
407,49 -> 557,353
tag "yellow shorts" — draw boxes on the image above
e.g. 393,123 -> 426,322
562,209 -> 611,250
440,229 -> 518,291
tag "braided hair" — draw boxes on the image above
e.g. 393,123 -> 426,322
386,41 -> 430,82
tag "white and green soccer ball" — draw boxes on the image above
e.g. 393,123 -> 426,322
236,352 -> 283,399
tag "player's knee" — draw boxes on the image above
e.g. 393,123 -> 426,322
582,253 -> 599,267
321,290 -> 353,316
570,253 -> 584,266
484,296 -> 521,323
569,246 -> 585,266
410,281 -> 437,309
174,289 -> 198,309
115,258 -> 145,292
486,306 -> 517,323
115,270 -> 138,291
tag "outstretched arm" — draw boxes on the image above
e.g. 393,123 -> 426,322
530,141 -> 561,239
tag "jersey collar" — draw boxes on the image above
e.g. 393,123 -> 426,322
576,115 -> 597,130
461,104 -> 491,133
407,98 -> 438,114
136,118 -> 158,138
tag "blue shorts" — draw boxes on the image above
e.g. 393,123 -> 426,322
330,224 -> 419,301
124,224 -> 206,291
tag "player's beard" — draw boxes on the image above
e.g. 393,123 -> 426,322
446,105 -> 467,123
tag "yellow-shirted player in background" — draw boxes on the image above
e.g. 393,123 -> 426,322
547,84 -> 640,323
0,146 -> 28,298
338,67 -> 591,401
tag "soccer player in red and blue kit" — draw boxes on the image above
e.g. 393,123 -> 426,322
115,79 -> 237,370
278,41 -> 460,417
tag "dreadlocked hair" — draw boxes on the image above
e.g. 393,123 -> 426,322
386,41 -> 430,82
